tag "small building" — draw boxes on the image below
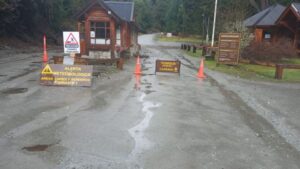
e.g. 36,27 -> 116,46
75,0 -> 139,59
244,3 -> 300,52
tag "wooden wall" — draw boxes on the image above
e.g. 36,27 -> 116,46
84,5 -> 116,58
77,4 -> 138,58
255,28 -> 263,43
121,22 -> 131,48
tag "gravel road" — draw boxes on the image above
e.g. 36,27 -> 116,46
0,34 -> 299,169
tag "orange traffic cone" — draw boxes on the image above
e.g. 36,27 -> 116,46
43,35 -> 48,63
197,58 -> 206,79
134,55 -> 142,74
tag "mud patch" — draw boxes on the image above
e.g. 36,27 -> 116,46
0,74 -> 7,77
22,144 -> 52,152
1,88 -> 28,94
6,68 -> 39,82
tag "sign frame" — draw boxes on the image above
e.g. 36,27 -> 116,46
217,33 -> 241,65
63,32 -> 81,54
155,60 -> 181,74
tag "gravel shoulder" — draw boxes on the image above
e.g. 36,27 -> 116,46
173,48 -> 300,152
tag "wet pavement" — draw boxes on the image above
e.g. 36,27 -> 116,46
0,34 -> 299,169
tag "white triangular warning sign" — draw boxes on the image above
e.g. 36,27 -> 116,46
41,64 -> 53,75
65,33 -> 79,45
63,32 -> 80,53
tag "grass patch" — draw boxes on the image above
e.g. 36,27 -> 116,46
281,58 -> 300,64
180,42 -> 300,82
159,35 -> 202,43
205,60 -> 300,82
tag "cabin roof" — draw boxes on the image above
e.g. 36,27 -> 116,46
244,4 -> 286,27
104,1 -> 134,22
75,0 -> 135,23
275,3 -> 300,25
291,3 -> 300,16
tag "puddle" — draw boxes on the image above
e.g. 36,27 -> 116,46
28,79 -> 37,82
145,90 -> 156,95
0,75 -> 7,77
1,88 -> 28,94
22,144 -> 52,152
158,82 -> 165,85
141,74 -> 155,77
141,82 -> 152,85
7,68 -> 38,81
146,85 -> 152,89
128,93 -> 161,168
140,55 -> 149,58
31,61 -> 42,63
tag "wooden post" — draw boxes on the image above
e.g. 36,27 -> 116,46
275,64 -> 283,79
193,46 -> 197,53
121,22 -> 127,48
202,46 -> 207,56
77,22 -> 81,32
187,45 -> 191,51
85,20 -> 90,55
117,58 -> 124,70
111,20 -> 116,59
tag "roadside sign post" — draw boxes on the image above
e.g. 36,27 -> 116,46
63,32 -> 81,54
40,32 -> 93,87
217,33 -> 241,65
155,60 -> 181,74
40,64 -> 93,87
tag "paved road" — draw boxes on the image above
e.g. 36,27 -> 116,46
0,34 -> 299,169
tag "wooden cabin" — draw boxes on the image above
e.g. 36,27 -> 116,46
244,3 -> 300,53
75,0 -> 139,59
276,3 -> 300,52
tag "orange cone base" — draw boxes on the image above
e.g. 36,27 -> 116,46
197,73 -> 206,79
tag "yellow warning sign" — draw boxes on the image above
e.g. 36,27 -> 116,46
40,64 -> 93,87
155,60 -> 181,74
41,64 -> 53,75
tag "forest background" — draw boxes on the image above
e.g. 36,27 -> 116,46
0,0 -> 298,44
